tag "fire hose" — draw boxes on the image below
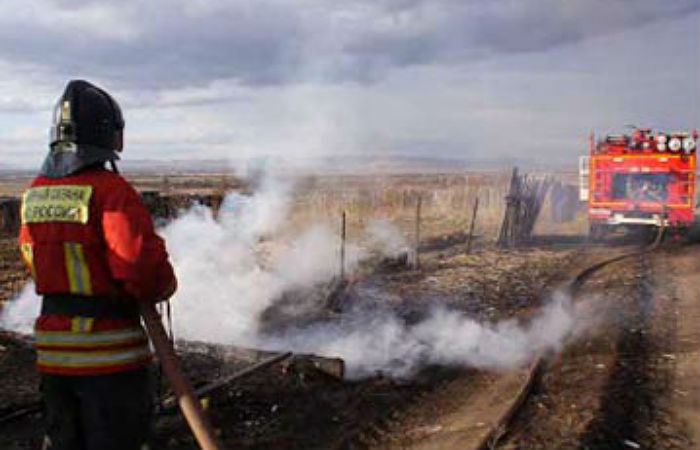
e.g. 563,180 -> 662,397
140,303 -> 222,450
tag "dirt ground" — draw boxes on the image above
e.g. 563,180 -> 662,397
1,239 -> 698,450
654,246 -> 700,447
1,170 -> 697,450
0,230 -> 577,450
499,243 -> 700,450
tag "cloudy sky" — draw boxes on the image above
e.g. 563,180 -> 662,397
0,0 -> 698,169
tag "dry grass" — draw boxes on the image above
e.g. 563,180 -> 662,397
287,171 -> 587,248
289,172 -> 514,243
1,169 -> 587,250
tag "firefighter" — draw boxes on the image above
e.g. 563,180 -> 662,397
18,80 -> 177,450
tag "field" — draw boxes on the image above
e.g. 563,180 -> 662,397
0,168 -> 697,450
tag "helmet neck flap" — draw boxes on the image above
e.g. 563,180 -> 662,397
41,80 -> 124,178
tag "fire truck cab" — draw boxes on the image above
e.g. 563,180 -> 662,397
580,127 -> 697,237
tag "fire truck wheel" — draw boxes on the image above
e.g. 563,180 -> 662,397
589,224 -> 610,242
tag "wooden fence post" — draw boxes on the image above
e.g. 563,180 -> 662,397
497,168 -> 552,248
414,195 -> 421,269
466,196 -> 479,253
340,210 -> 346,281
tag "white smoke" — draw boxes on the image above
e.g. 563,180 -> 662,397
0,282 -> 40,335
0,168 -> 595,380
218,166 -> 292,241
162,171 -> 366,345
273,225 -> 364,289
365,219 -> 410,257
164,170 -> 594,378
261,291 -> 591,378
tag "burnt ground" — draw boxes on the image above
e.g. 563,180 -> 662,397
141,240 -> 584,450
499,243 -> 700,450
0,232 -> 578,450
1,233 -> 697,450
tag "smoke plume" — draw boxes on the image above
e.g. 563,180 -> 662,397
260,291 -> 590,378
0,282 -> 40,334
0,170 -> 594,379
160,170 -> 592,378
365,219 -> 410,257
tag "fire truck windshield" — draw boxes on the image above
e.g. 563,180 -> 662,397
612,173 -> 669,202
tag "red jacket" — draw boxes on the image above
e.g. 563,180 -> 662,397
19,167 -> 177,375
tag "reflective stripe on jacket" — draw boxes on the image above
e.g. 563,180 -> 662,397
18,167 -> 177,375
35,316 -> 151,375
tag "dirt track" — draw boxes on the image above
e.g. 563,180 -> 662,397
500,244 -> 699,450
654,246 -> 700,447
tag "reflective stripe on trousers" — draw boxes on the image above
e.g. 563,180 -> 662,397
36,326 -> 146,348
37,347 -> 151,369
35,325 -> 150,372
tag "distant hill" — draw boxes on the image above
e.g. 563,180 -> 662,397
116,155 -> 575,175
1,155 -> 577,177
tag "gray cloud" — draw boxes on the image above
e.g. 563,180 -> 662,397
339,0 -> 698,73
0,0 -> 697,168
0,1 -> 304,89
0,0 -> 696,94
472,0 -> 698,53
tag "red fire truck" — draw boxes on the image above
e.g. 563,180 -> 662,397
579,127 -> 697,237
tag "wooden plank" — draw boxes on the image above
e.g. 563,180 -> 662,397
176,340 -> 345,380
0,403 -> 42,426
161,352 -> 293,410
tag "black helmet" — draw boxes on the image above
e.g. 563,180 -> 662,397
41,80 -> 125,178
